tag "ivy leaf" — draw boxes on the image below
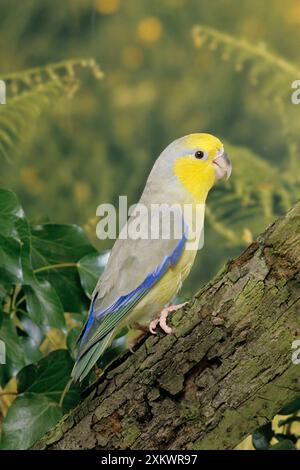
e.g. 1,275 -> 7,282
252,422 -> 274,450
77,251 -> 109,298
0,236 -> 23,286
24,279 -> 65,330
0,315 -> 26,386
19,335 -> 43,366
0,188 -> 34,288
16,315 -> 44,364
274,433 -> 299,444
16,364 -> 37,393
269,439 -> 296,450
278,416 -> 300,427
0,393 -> 62,450
279,396 -> 300,415
16,349 -> 80,412
31,224 -> 96,312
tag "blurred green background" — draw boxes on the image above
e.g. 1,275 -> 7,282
1,0 -> 300,450
1,0 -> 300,294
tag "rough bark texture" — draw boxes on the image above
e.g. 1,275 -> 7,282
35,202 -> 300,450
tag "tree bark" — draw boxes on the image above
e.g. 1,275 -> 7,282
35,202 -> 300,450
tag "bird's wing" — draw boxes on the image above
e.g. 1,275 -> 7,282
77,210 -> 188,358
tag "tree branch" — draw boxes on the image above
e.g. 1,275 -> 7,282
34,202 -> 300,450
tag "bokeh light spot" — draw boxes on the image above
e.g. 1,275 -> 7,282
285,3 -> 300,25
96,0 -> 120,15
73,181 -> 91,204
137,17 -> 162,43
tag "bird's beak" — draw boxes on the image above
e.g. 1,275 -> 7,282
213,151 -> 232,181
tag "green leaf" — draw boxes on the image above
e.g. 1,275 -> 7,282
279,396 -> 300,415
24,279 -> 65,330
17,316 -> 44,364
252,423 -> 274,450
31,224 -> 96,312
0,393 -> 62,450
0,188 -> 34,287
19,335 -> 43,365
274,433 -> 299,444
0,315 -> 26,386
16,349 -> 80,412
16,364 -> 37,393
269,439 -> 296,450
278,416 -> 300,427
0,235 -> 23,285
77,251 -> 109,298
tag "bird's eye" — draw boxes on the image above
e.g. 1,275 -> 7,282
194,150 -> 207,160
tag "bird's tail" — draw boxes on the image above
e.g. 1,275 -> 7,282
71,330 -> 115,382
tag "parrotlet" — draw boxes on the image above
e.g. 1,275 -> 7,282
72,133 -> 232,381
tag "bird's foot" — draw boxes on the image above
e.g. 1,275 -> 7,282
128,341 -> 136,353
149,302 -> 188,335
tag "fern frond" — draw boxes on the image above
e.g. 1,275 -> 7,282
0,59 -> 104,160
2,58 -> 104,97
192,25 -> 300,80
0,79 -> 75,161
192,24 -> 300,107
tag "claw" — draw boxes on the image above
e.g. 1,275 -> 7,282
149,318 -> 159,334
150,302 -> 188,335
128,343 -> 135,353
159,308 -> 172,334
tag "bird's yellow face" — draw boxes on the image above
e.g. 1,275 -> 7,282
173,133 -> 231,202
